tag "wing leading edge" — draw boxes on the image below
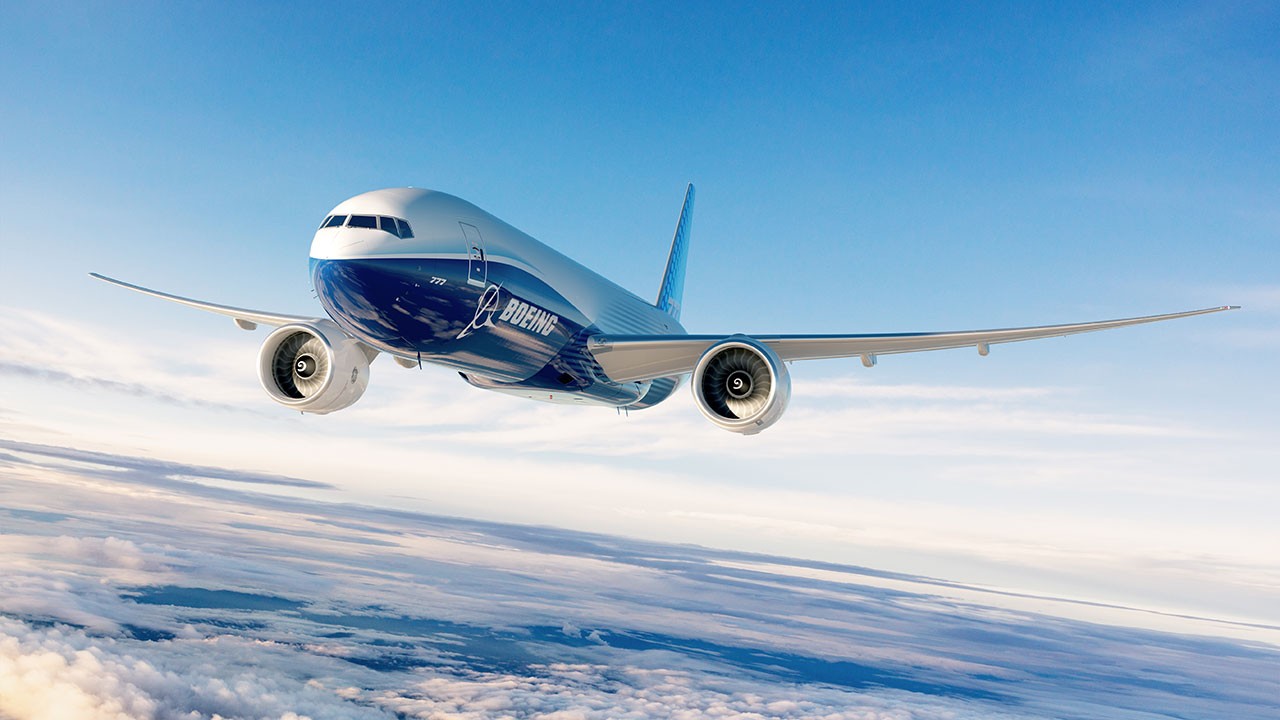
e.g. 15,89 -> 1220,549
587,306 -> 1239,383
89,273 -> 320,330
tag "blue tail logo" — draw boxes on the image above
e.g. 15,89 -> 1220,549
656,184 -> 694,321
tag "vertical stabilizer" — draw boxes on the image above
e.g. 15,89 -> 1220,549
656,184 -> 694,321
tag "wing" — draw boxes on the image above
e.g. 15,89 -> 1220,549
588,306 -> 1239,383
90,273 -> 320,330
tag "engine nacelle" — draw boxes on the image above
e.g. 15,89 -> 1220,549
692,336 -> 791,434
257,321 -> 372,414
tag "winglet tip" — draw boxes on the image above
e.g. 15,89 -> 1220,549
89,272 -> 122,286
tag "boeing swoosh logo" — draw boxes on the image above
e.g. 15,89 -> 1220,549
456,284 -> 562,340
456,284 -> 504,339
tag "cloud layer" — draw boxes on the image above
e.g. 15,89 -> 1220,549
1,442 -> 1277,719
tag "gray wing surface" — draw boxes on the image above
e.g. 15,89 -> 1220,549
588,306 -> 1238,383
90,273 -> 320,330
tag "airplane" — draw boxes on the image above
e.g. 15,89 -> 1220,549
92,185 -> 1237,434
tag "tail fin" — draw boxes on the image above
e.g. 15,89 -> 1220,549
656,183 -> 694,321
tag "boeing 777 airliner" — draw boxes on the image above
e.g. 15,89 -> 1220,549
92,186 -> 1236,434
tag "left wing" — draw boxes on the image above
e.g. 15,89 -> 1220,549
90,273 -> 320,330
588,306 -> 1238,383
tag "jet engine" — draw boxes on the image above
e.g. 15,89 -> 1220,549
257,321 -> 373,414
692,336 -> 791,434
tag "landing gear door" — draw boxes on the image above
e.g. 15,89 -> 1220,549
461,222 -> 487,287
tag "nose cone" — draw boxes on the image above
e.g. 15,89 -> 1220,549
310,226 -> 361,259
311,188 -> 423,260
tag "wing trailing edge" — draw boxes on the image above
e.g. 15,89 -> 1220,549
588,306 -> 1239,383
89,273 -> 320,329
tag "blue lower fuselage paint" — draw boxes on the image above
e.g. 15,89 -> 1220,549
311,256 -> 672,407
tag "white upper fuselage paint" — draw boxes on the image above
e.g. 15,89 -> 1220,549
308,188 -> 685,407
311,189 -> 681,336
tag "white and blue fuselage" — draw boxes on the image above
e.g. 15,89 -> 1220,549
309,188 -> 683,408
92,184 -> 1233,434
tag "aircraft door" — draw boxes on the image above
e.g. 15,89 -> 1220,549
461,222 -> 487,287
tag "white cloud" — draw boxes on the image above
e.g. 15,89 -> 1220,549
357,661 -> 1026,720
0,618 -> 1031,720
47,536 -> 163,572
0,619 -> 394,720
0,306 -> 269,412
0,451 -> 1276,720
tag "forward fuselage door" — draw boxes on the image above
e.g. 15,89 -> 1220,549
461,222 -> 487,287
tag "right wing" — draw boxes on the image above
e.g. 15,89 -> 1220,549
90,273 -> 320,330
588,306 -> 1238,383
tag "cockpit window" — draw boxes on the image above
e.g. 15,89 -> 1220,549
373,216 -> 414,239
322,213 -> 411,238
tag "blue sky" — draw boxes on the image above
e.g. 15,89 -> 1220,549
2,2 -> 1278,632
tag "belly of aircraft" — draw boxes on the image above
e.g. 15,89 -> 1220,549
310,256 -> 645,405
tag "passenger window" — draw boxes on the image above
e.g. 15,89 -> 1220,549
398,218 -> 414,239
349,215 -> 377,229
324,215 -> 346,228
